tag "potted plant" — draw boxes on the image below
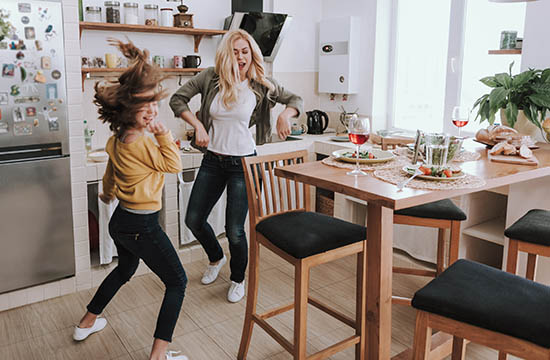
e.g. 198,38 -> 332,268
472,62 -> 550,141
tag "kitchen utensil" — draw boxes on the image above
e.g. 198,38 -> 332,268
488,153 -> 539,166
290,123 -> 307,135
397,165 -> 422,191
306,110 -> 329,134
186,55 -> 201,68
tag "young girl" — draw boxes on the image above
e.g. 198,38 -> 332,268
169,29 -> 303,303
74,39 -> 188,360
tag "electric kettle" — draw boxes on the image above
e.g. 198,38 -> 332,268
306,110 -> 329,135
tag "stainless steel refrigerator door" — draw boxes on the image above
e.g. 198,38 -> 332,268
0,156 -> 75,294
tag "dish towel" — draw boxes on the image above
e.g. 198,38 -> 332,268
98,182 -> 119,264
178,171 -> 227,245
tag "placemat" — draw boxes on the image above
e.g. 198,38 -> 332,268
392,147 -> 481,162
321,156 -> 409,171
373,168 -> 486,190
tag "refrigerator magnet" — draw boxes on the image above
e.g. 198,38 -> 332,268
18,3 -> 31,13
0,92 -> 8,104
10,85 -> 20,96
51,70 -> 61,79
41,56 -> 51,69
35,40 -> 43,51
0,42 -> 7,50
16,51 -> 25,60
46,84 -> 57,99
14,123 -> 32,136
38,8 -> 50,21
26,107 -> 36,116
0,122 -> 8,134
33,118 -> 39,127
21,16 -> 30,25
34,71 -> 46,83
24,27 -> 35,40
13,107 -> 24,122
2,64 -> 15,77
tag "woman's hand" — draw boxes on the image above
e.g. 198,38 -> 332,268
194,123 -> 210,147
147,121 -> 168,135
276,113 -> 292,140
99,193 -> 113,204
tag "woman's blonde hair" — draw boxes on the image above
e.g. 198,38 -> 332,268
94,38 -> 167,137
215,29 -> 274,108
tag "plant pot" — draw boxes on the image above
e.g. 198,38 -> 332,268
500,109 -> 546,142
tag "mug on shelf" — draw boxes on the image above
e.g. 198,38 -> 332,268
186,55 -> 201,68
153,55 -> 164,68
105,53 -> 121,68
173,55 -> 184,68
291,123 -> 307,136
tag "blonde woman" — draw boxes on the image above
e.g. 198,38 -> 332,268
170,29 -> 303,302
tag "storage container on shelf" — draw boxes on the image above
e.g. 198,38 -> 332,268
144,4 -> 158,26
123,2 -> 138,25
104,1 -> 120,23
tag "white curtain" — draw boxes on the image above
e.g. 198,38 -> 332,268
98,182 -> 118,264
178,171 -> 227,245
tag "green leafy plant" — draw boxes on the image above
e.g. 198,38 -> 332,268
473,62 -> 550,129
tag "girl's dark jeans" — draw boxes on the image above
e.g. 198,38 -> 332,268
87,206 -> 187,342
185,151 -> 253,283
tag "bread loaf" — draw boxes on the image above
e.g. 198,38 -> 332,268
489,142 -> 507,155
475,128 -> 491,143
488,125 -> 517,141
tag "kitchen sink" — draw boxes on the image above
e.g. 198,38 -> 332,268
268,135 -> 303,143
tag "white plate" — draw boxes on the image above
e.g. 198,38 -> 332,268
333,149 -> 395,164
330,136 -> 350,142
402,166 -> 466,181
87,151 -> 109,163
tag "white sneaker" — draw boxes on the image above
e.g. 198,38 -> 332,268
166,350 -> 189,360
227,280 -> 245,303
73,317 -> 107,341
201,254 -> 227,285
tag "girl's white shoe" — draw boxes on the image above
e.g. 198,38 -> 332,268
166,350 -> 189,360
72,317 -> 107,341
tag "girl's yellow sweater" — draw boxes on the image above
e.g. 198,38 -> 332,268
103,131 -> 182,211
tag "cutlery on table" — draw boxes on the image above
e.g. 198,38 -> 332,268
397,165 -> 422,191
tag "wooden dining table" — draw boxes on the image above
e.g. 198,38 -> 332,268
274,140 -> 550,360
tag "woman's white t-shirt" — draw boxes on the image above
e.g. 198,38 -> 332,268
207,79 -> 257,156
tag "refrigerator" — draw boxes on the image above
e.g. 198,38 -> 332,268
0,0 -> 75,294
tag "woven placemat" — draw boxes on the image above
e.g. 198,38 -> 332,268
373,168 -> 486,190
392,147 -> 481,163
322,156 -> 409,171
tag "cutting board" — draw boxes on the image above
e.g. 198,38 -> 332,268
488,153 -> 539,166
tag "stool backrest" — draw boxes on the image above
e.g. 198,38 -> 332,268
242,150 -> 311,225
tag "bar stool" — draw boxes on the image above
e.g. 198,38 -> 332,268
392,199 -> 466,305
411,259 -> 550,360
505,209 -> 550,281
238,150 -> 368,360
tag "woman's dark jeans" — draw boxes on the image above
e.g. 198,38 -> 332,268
185,151 -> 252,283
87,206 -> 187,342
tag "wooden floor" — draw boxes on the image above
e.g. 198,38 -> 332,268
0,248 -> 502,360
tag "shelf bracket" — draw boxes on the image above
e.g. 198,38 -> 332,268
193,34 -> 204,53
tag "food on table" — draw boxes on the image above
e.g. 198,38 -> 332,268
342,150 -> 376,159
417,165 -> 458,178
519,144 -> 533,159
475,124 -> 519,143
489,141 -> 517,156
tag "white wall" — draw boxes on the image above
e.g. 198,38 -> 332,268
521,0 -> 550,70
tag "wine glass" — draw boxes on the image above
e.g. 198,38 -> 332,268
346,115 -> 370,176
451,106 -> 470,137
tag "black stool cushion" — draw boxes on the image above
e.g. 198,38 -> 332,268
412,259 -> 550,348
395,199 -> 466,221
504,209 -> 550,246
256,211 -> 366,259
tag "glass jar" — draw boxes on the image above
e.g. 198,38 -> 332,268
160,8 -> 173,27
144,4 -> 158,26
104,1 -> 120,24
85,6 -> 102,22
123,2 -> 138,25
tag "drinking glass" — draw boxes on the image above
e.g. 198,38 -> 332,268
424,133 -> 450,172
451,106 -> 470,137
346,114 -> 370,176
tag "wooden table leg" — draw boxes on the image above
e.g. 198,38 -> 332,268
366,203 -> 394,360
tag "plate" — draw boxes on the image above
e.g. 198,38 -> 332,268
87,150 -> 108,163
332,149 -> 395,164
330,136 -> 350,142
402,166 -> 466,181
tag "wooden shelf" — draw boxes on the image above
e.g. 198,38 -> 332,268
79,21 -> 227,52
81,68 -> 204,87
488,49 -> 522,55
462,216 -> 506,246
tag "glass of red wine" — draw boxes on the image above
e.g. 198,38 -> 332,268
347,114 -> 370,176
451,106 -> 470,137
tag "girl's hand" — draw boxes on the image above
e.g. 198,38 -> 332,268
276,113 -> 291,140
147,121 -> 168,135
99,193 -> 113,204
194,124 -> 210,147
